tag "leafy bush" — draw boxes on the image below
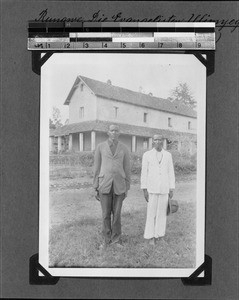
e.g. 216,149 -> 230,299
170,150 -> 197,174
50,151 -> 94,167
130,153 -> 142,174
50,150 -> 197,175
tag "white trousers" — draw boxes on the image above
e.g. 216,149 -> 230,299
144,193 -> 168,239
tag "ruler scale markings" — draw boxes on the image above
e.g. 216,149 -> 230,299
28,42 -> 215,50
28,22 -> 215,32
139,42 -> 158,48
72,42 -> 84,49
28,41 -> 215,50
158,42 -> 178,48
101,42 -> 122,48
82,42 -> 103,48
120,42 -> 140,48
195,41 -> 215,48
28,22 -> 215,50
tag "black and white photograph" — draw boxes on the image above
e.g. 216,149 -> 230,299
39,52 -> 206,277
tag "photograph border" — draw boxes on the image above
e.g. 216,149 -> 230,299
33,27 -> 214,281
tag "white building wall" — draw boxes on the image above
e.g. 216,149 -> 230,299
68,83 -> 97,124
96,97 -> 197,133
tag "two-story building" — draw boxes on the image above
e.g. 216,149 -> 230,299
50,75 -> 197,154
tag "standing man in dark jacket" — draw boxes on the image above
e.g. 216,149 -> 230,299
93,124 -> 131,248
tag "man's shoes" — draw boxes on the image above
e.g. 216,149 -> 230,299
111,238 -> 123,248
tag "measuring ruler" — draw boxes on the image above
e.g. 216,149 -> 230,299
28,22 -> 215,50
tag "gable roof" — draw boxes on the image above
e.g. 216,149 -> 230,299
64,75 -> 197,119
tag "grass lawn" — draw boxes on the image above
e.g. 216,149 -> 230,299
49,177 -> 196,268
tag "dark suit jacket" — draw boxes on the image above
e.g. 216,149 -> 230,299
93,140 -> 131,195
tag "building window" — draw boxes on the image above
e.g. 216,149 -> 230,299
80,83 -> 84,92
188,121 -> 191,130
144,113 -> 148,123
79,107 -> 84,118
114,106 -> 119,118
168,117 -> 172,127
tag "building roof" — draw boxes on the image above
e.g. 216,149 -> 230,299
50,120 -> 196,141
64,75 -> 197,119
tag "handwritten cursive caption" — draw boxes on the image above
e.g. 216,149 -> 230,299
34,9 -> 239,43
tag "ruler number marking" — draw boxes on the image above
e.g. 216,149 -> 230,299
35,43 -> 43,48
64,43 -> 70,48
177,42 -> 183,48
83,42 -> 89,48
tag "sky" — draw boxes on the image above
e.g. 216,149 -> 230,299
41,53 -> 206,123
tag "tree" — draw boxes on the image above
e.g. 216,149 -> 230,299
170,83 -> 197,109
49,106 -> 63,129
49,118 -> 56,129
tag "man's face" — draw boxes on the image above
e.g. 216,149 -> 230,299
153,135 -> 164,151
107,125 -> 120,141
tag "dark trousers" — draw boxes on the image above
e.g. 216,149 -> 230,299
99,184 -> 125,243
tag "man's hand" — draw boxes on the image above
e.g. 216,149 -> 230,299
169,189 -> 174,199
95,189 -> 100,201
143,189 -> 149,202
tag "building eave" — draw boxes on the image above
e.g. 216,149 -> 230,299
50,120 -> 197,141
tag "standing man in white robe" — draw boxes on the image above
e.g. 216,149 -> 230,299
140,134 -> 175,245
